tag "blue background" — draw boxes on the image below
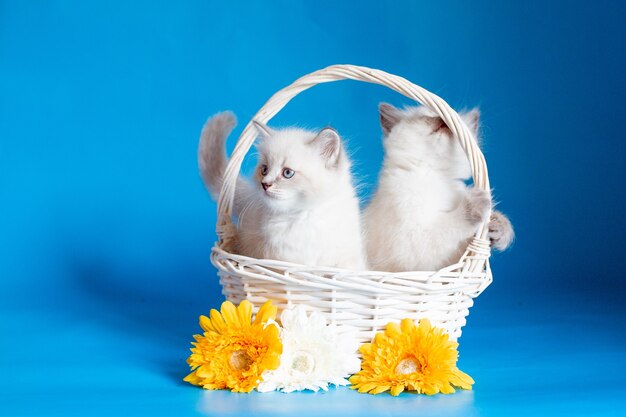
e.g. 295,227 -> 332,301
1,1 -> 625,416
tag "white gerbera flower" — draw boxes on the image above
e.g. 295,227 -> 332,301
257,305 -> 360,393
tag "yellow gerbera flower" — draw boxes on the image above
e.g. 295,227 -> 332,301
349,319 -> 474,396
184,300 -> 282,393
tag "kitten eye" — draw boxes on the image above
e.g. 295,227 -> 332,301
261,164 -> 268,176
282,168 -> 295,179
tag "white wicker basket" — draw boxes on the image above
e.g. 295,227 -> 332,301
210,64 -> 492,344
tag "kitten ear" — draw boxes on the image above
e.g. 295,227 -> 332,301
252,120 -> 275,139
425,115 -> 452,136
309,127 -> 342,167
426,109 -> 479,137
461,108 -> 480,135
379,103 -> 402,135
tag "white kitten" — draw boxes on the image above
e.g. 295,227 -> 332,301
364,103 -> 512,272
198,111 -> 366,270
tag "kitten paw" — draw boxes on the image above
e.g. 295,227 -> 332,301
463,188 -> 492,225
488,210 -> 515,251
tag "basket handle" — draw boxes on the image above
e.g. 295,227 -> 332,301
215,64 -> 491,245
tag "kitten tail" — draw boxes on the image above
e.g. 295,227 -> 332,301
198,111 -> 237,199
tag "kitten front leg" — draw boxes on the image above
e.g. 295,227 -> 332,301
462,188 -> 492,226
488,210 -> 515,251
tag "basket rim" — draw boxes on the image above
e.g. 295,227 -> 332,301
213,243 -> 476,275
211,244 -> 492,297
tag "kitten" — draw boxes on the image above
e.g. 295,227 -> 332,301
363,103 -> 514,272
488,210 -> 515,251
198,111 -> 366,270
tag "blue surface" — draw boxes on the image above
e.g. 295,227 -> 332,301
1,1 -> 626,416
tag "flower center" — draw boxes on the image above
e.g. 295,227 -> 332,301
290,351 -> 315,375
395,357 -> 421,375
229,350 -> 253,371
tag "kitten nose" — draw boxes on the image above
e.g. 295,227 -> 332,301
262,182 -> 272,191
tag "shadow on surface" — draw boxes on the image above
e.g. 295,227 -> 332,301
197,388 -> 478,417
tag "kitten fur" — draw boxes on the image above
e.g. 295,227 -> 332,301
364,103 -> 513,272
488,210 -> 515,251
198,111 -> 366,270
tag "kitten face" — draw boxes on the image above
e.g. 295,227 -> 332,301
379,103 -> 479,180
253,124 -> 346,212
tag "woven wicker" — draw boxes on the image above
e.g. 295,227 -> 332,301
210,64 -> 492,343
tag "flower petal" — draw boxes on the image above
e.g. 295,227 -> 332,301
400,318 -> 416,333
254,300 -> 277,326
370,384 -> 391,394
209,308 -> 227,334
439,383 -> 456,395
237,300 -> 253,327
199,315 -> 214,333
220,301 -> 240,328
386,321 -> 402,336
418,318 -> 432,331
256,380 -> 277,393
451,369 -> 474,389
390,385 -> 405,396
183,370 -> 203,386
359,343 -> 372,356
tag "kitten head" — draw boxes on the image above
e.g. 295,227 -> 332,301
252,121 -> 350,212
378,103 -> 480,180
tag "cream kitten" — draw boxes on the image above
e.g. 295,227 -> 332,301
364,103 -> 514,272
198,111 -> 366,270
